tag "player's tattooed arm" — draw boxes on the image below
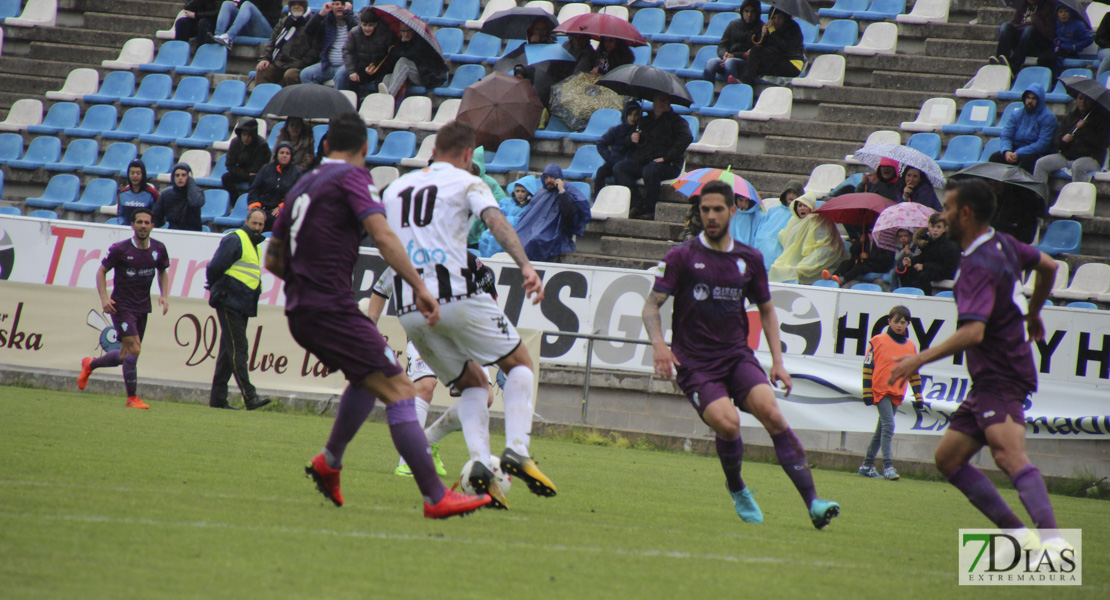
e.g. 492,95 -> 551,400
264,237 -> 286,279
481,206 -> 545,304
643,290 -> 679,379
362,213 -> 442,325
157,268 -> 170,315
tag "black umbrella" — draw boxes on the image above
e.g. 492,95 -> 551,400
765,0 -> 820,25
262,83 -> 357,119
1059,76 -> 1110,113
952,162 -> 1048,201
598,64 -> 693,107
480,7 -> 558,40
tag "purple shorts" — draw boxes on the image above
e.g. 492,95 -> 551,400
948,383 -> 1029,445
676,350 -> 769,417
287,305 -> 403,384
111,312 -> 147,340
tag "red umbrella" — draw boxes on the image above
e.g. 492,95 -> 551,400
812,193 -> 895,226
371,5 -> 443,58
457,72 -> 544,150
554,13 -> 647,47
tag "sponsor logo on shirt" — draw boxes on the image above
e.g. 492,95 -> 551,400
712,286 -> 743,301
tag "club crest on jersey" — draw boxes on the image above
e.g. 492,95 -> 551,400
693,283 -> 710,301
152,250 -> 159,261
736,258 -> 747,275
655,262 -> 666,277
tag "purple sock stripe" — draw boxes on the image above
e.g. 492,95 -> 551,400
1010,463 -> 1058,529
386,398 -> 417,425
947,463 -> 1026,530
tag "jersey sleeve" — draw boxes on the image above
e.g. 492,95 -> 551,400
465,177 -> 499,219
1012,237 -> 1042,271
343,168 -> 386,221
101,243 -> 122,271
744,252 -> 771,305
372,267 -> 394,298
155,241 -> 170,270
652,246 -> 683,295
954,264 -> 994,324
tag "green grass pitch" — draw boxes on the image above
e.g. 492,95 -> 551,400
0,386 -> 1106,599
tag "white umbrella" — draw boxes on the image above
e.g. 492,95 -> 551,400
851,143 -> 945,188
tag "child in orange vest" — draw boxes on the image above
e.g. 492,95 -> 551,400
859,305 -> 925,480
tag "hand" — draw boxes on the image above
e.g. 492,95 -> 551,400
349,72 -> 359,82
414,288 -> 441,327
912,400 -> 925,411
1005,151 -> 1018,164
271,207 -> 280,217
741,51 -> 749,59
344,2 -> 352,10
630,131 -> 640,144
555,178 -> 565,192
902,257 -> 911,267
102,298 -> 116,315
1062,133 -> 1074,143
590,66 -> 599,74
904,185 -> 914,197
183,10 -> 195,18
1026,313 -> 1046,342
366,64 -> 378,75
653,157 -> 664,163
520,264 -> 544,305
762,23 -> 771,35
913,263 -> 923,271
257,60 -> 270,71
1075,118 -> 1087,129
888,354 -> 920,387
863,172 -> 876,184
159,296 -> 170,315
860,251 -> 869,260
321,2 -> 332,14
769,363 -> 793,397
723,52 -> 733,60
652,343 -> 680,379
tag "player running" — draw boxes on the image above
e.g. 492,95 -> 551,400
642,181 -> 840,529
264,112 -> 490,519
890,176 -> 1066,551
78,208 -> 169,409
381,121 -> 555,509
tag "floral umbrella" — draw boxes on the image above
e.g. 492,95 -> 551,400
871,201 -> 936,252
851,143 -> 945,188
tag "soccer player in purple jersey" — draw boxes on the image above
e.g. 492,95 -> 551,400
78,208 -> 169,409
890,176 -> 1066,551
642,181 -> 841,529
264,112 -> 490,519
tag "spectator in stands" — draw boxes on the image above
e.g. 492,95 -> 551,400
154,163 -> 204,231
334,8 -> 396,95
848,158 -> 901,201
564,34 -> 598,75
466,147 -> 509,247
890,228 -> 919,288
1094,11 -> 1110,79
702,0 -> 763,83
990,0 -> 1055,71
378,23 -> 448,103
514,164 -> 592,262
254,0 -> 320,88
728,192 -> 766,247
275,116 -> 315,172
1032,92 -> 1110,183
988,83 -> 1058,172
824,224 -> 894,287
528,18 -> 557,44
593,101 -> 641,199
223,117 -> 272,199
739,8 -> 804,85
768,192 -> 849,284
248,141 -> 302,231
895,214 -> 959,295
477,176 -> 538,257
614,92 -> 693,220
210,0 -> 284,50
300,1 -> 357,85
176,0 -> 222,53
900,167 -> 941,211
117,159 -> 159,224
753,179 -> 802,267
1037,4 -> 1093,80
987,177 -> 1044,243
592,37 -> 634,75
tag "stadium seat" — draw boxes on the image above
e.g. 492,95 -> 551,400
201,189 -> 231,222
591,185 -> 631,220
934,290 -> 954,298
683,115 -> 700,142
629,8 -> 665,38
139,40 -> 190,73
811,279 -> 840,288
693,13 -> 739,45
102,37 -> 156,70
369,166 -> 400,189
416,98 -> 460,131
176,43 -> 227,75
934,135 -> 983,170
700,83 -> 753,117
738,87 -> 792,121
1022,259 -> 1068,295
382,97 -> 433,129
426,0 -> 478,26
159,77 -> 210,110
43,139 -> 98,173
61,104 -> 117,138
804,164 -> 847,198
697,0 -> 742,11
195,79 -> 248,113
819,0 -> 868,18
851,282 -> 883,292
0,133 -> 22,164
100,107 -> 155,141
675,81 -> 714,115
797,19 -> 820,45
162,149 -> 212,182
177,114 -> 229,148
0,0 -> 20,21
568,109 -> 621,143
1048,182 -> 1097,218
1034,220 -> 1082,256
139,111 -> 193,145
557,3 -> 590,23
484,139 -> 530,173
562,145 -> 605,179
1054,263 -> 1110,301
533,116 -> 572,140
83,70 -> 136,104
366,130 -> 417,165
434,27 -> 464,56
651,44 -> 690,73
792,54 -> 846,89
155,9 -> 184,39
955,65 -> 1012,99
844,22 -> 898,56
0,206 -> 20,217
676,46 -> 718,80
140,146 -> 175,178
977,137 -> 1001,162
25,174 -> 80,208
855,0 -> 906,20
213,194 -> 250,228
433,64 -> 485,97
651,10 -> 703,43
687,119 -> 739,153
196,154 -> 228,188
996,67 -> 1052,101
120,73 -> 173,107
46,68 -> 100,102
983,102 -> 1022,136
4,0 -> 58,27
359,93 -> 396,126
27,210 -> 58,219
0,99 -> 43,132
408,0 -> 443,20
464,0 -> 515,30
400,134 -> 436,168
632,45 -> 651,65
941,100 -> 998,134
597,2 -> 629,13
845,130 -> 900,164
1046,68 -> 1092,103
805,19 -> 858,53
1066,301 -> 1099,309
891,286 -> 925,296
231,83 -> 281,117
84,142 -> 138,176
896,0 -> 949,23
523,0 -> 554,13
27,102 -> 79,135
900,97 -> 956,132
63,179 -> 119,213
447,32 -> 502,64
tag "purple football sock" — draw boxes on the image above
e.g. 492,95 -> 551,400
1011,464 -> 1058,529
947,463 -> 1025,529
90,350 -> 122,370
122,355 -> 138,397
387,398 -> 446,504
324,384 -> 377,468
716,433 -> 746,493
771,428 -> 818,507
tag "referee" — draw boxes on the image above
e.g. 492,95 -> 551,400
206,207 -> 271,410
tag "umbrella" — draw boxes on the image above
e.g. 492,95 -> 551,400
523,43 -> 574,64
553,13 -> 647,47
371,5 -> 443,59
765,0 -> 820,25
481,7 -> 558,40
871,202 -> 936,252
952,162 -> 1048,202
550,72 -> 625,130
851,143 -> 946,188
1053,0 -> 1091,26
813,192 -> 895,226
671,167 -> 762,204
1058,76 -> 1110,113
261,83 -> 357,119
598,64 -> 693,107
457,72 -> 544,150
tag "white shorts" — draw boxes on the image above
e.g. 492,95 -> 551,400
400,295 -> 521,385
405,341 -> 436,382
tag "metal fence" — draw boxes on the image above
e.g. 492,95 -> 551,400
541,330 -> 654,422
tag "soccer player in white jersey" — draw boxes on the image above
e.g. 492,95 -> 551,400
381,121 -> 555,508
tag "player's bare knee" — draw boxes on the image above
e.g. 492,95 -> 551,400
454,362 -> 490,391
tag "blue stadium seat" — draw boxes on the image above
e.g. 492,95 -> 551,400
120,73 -> 173,107
805,20 -> 858,53
84,71 -> 136,104
176,43 -> 227,75
178,114 -> 229,148
366,130 -> 417,165
201,189 -> 231,222
448,32 -> 501,64
819,0 -> 868,18
27,210 -> 58,219
62,104 -> 117,138
1034,220 -> 1082,256
139,40 -> 190,73
652,43 -> 690,73
408,0 -> 443,19
700,83 -> 753,117
0,0 -> 21,20
630,8 -> 665,38
45,139 -> 99,173
811,279 -> 839,288
997,67 -> 1052,101
1045,68 -> 1091,103
697,0 -> 743,11
568,181 -> 591,199
0,133 -> 23,164
534,116 -> 571,140
982,101 -> 1021,136
855,0 -> 906,20
1067,301 -> 1099,310
214,194 -> 250,228
433,64 -> 485,97
677,80 -> 714,115
140,146 -> 176,178
935,290 -> 954,298
935,135 -> 983,170
102,107 -> 156,141
426,0 -> 478,26
851,282 -> 883,292
25,174 -> 80,208
197,154 -> 228,188
0,206 -> 19,217
84,142 -> 138,176
676,46 -> 718,79
268,121 -> 284,147
977,137 -> 1001,162
63,179 -> 119,213
906,132 -> 941,160
9,137 -> 62,170
27,102 -> 80,134
231,83 -> 281,117
195,79 -> 247,113
632,45 -> 651,65
434,27 -> 464,56
160,76 -> 211,109
651,10 -> 703,43
567,109 -> 621,142
692,13 -> 738,45
562,145 -> 605,179
891,286 -> 925,296
139,111 -> 193,145
483,139 -> 530,173
941,99 -> 998,134
683,115 -> 700,142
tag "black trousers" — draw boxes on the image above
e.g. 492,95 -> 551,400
210,305 -> 256,406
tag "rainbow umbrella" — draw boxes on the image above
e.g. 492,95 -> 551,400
671,167 -> 761,204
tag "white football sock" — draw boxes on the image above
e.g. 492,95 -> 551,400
425,402 -> 462,445
457,386 -> 491,464
503,366 -> 534,456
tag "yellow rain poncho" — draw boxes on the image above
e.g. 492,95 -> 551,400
768,193 -> 849,284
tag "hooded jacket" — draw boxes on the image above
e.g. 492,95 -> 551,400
154,162 -> 204,231
261,6 -> 322,71
752,179 -> 803,267
855,158 -> 902,202
630,108 -> 692,166
754,12 -> 805,65
466,146 -> 509,245
478,176 -> 540,257
249,141 -> 303,213
1000,83 -> 1059,155
718,0 -> 764,58
514,164 -> 592,261
1055,101 -> 1110,162
596,101 -> 642,165
1055,10 -> 1093,53
275,118 -> 316,171
206,224 -> 265,316
117,158 -> 159,224
227,118 -> 273,181
728,196 -> 766,247
768,193 -> 849,284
